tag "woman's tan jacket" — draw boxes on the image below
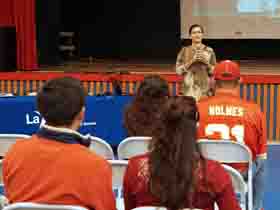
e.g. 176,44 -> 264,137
175,44 -> 216,100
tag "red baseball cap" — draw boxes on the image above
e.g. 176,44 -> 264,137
213,60 -> 240,81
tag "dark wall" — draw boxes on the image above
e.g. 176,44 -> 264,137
60,1 -> 79,31
36,0 -> 80,66
183,39 -> 280,61
36,1 -> 61,66
80,0 -> 181,60
79,1 -> 120,58
36,1 -> 280,66
79,1 -> 280,61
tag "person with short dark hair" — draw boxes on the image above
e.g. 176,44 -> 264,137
176,24 -> 216,100
37,76 -> 86,128
124,75 -> 169,136
3,77 -> 116,210
123,96 -> 241,210
197,60 -> 267,210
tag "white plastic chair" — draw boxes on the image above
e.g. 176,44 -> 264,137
0,134 -> 31,157
108,160 -> 128,189
3,203 -> 87,210
89,136 -> 114,159
108,160 -> 128,210
132,206 -> 202,210
222,164 -> 247,210
197,140 -> 253,210
117,136 -> 151,159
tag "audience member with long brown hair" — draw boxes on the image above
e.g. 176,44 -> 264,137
124,75 -> 169,136
123,96 -> 241,210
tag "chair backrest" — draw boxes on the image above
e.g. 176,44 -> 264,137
132,206 -> 202,210
108,160 -> 128,210
108,160 -> 128,189
197,139 -> 252,210
222,164 -> 247,209
222,164 -> 247,194
89,136 -> 114,159
3,203 -> 87,210
117,136 -> 151,159
0,134 -> 31,157
197,140 -> 252,163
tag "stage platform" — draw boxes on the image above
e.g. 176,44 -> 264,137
39,58 -> 280,75
0,58 -> 280,141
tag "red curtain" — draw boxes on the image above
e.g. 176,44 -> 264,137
0,0 -> 38,70
0,0 -> 14,26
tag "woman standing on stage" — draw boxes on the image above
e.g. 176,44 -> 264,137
176,24 -> 216,100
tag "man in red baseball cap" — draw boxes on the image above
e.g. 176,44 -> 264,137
213,60 -> 241,81
197,60 -> 267,210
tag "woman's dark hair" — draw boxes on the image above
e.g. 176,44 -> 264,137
149,96 -> 200,210
189,24 -> 204,35
124,75 -> 169,136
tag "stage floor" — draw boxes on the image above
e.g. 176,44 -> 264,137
38,58 -> 280,75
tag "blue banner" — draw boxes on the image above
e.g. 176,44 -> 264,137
0,96 -> 132,146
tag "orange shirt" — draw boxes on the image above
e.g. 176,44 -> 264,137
3,135 -> 116,210
197,89 -> 267,163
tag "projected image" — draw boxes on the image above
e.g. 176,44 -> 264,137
238,0 -> 280,16
192,0 -> 280,16
181,0 -> 280,39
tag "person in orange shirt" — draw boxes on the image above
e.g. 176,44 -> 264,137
197,60 -> 267,210
3,77 -> 116,210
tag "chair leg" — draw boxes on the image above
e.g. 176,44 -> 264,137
116,188 -> 124,210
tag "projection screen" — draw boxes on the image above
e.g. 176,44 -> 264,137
181,0 -> 280,39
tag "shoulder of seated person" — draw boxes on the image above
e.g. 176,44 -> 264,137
79,149 -> 111,168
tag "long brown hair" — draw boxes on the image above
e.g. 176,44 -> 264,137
124,75 -> 169,136
149,96 -> 200,210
